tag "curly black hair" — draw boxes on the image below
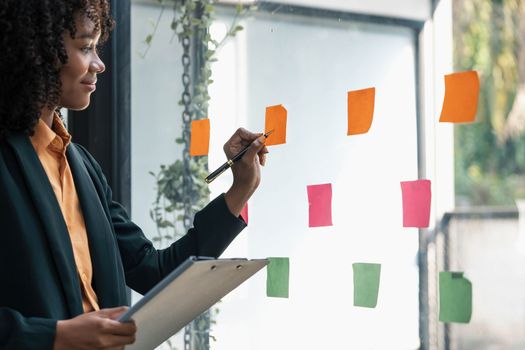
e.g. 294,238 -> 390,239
0,0 -> 114,138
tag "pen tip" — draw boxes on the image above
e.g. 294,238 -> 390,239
265,129 -> 275,137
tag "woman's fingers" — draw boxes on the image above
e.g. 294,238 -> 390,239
259,153 -> 266,166
223,127 -> 270,166
98,306 -> 128,319
224,128 -> 265,158
236,127 -> 261,142
104,334 -> 136,347
101,319 -> 137,336
257,146 -> 269,166
242,136 -> 265,164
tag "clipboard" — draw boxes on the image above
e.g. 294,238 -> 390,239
118,256 -> 268,349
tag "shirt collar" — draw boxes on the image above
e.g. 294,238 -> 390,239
30,112 -> 72,155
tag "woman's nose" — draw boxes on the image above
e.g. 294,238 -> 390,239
91,57 -> 105,74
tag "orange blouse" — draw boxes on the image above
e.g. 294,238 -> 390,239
30,114 -> 99,313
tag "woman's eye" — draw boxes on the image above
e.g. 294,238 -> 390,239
81,46 -> 94,54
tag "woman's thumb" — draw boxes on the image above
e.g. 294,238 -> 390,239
99,306 -> 129,319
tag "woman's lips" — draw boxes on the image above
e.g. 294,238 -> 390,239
81,81 -> 96,91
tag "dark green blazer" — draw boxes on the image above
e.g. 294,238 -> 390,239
0,133 -> 246,349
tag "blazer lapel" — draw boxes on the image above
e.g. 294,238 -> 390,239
6,133 -> 83,316
66,144 -> 127,307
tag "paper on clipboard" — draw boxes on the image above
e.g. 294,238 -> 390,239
119,256 -> 268,350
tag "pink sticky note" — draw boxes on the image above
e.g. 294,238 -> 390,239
307,184 -> 333,227
400,180 -> 431,228
240,203 -> 248,224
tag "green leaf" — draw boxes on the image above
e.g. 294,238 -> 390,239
175,137 -> 185,144
159,220 -> 174,228
205,4 -> 214,14
236,3 -> 243,14
145,34 -> 153,45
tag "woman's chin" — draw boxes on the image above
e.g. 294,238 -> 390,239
62,98 -> 91,111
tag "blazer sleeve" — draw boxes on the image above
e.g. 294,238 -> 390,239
0,308 -> 56,349
77,145 -> 247,295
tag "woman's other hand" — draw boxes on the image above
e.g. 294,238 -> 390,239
53,306 -> 136,350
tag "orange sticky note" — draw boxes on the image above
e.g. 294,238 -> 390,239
190,119 -> 210,156
265,104 -> 287,146
347,87 -> 375,135
439,71 -> 479,123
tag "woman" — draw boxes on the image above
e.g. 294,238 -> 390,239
0,1 -> 267,349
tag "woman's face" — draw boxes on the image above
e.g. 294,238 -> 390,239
59,14 -> 105,110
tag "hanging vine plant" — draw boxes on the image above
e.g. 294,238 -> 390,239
145,0 -> 256,246
140,0 -> 256,349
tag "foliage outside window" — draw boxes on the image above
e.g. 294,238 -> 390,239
453,0 -> 525,206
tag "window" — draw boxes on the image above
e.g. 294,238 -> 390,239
130,1 -> 430,349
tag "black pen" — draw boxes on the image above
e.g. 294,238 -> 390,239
205,129 -> 274,184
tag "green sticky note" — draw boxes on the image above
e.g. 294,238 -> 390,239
439,272 -> 472,323
266,257 -> 289,298
353,263 -> 381,308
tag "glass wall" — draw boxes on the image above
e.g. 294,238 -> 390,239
131,1 -> 422,349
207,8 -> 420,350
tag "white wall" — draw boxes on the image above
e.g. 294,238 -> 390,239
449,217 -> 525,349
